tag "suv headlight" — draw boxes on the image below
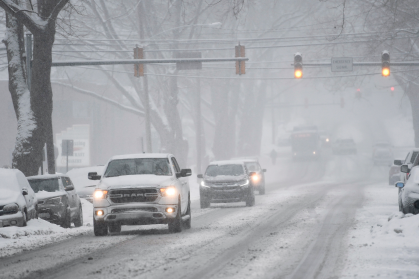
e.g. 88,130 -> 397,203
94,190 -> 108,199
200,180 -> 210,188
45,197 -> 63,205
238,179 -> 250,187
3,203 -> 19,214
160,187 -> 176,197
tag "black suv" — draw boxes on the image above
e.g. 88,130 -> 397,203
28,175 -> 83,228
198,160 -> 255,208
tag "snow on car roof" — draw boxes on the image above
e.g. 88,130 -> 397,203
110,153 -> 173,160
0,169 -> 22,190
27,174 -> 64,180
209,160 -> 245,166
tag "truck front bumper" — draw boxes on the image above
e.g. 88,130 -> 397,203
93,203 -> 178,225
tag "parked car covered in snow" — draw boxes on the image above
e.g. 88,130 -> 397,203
90,153 -> 192,236
198,160 -> 256,208
27,174 -> 83,228
67,166 -> 104,203
395,166 -> 419,214
399,149 -> 419,183
0,169 -> 38,227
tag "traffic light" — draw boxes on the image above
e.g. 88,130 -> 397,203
382,50 -> 390,77
294,52 -> 303,79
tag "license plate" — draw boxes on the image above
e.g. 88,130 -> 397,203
39,213 -> 50,218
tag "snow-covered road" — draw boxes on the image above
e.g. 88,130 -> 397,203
0,156 -> 417,279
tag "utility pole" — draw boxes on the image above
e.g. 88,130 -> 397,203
134,45 -> 152,153
196,72 -> 202,173
142,65 -> 153,153
271,89 -> 275,144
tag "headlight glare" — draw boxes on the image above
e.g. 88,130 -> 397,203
160,187 -> 176,197
200,180 -> 210,188
94,190 -> 108,199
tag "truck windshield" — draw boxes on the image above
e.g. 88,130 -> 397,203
205,164 -> 244,177
104,158 -> 172,177
29,179 -> 60,193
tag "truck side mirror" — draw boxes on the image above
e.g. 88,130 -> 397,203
88,172 -> 101,180
180,169 -> 192,177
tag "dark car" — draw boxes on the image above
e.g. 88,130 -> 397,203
27,175 -> 83,228
242,159 -> 266,195
198,160 -> 255,208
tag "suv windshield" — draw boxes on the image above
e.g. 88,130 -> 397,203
205,164 -> 244,177
29,179 -> 60,193
104,158 -> 172,177
245,162 -> 260,172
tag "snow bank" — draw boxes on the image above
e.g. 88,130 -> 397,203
0,199 -> 94,258
343,182 -> 419,277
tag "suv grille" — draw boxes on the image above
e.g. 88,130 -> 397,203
109,188 -> 158,203
111,207 -> 157,213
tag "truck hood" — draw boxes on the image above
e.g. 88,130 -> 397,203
204,174 -> 247,183
99,174 -> 175,189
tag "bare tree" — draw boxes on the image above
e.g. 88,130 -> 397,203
0,0 -> 70,175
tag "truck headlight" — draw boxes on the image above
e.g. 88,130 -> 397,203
3,203 -> 19,214
94,190 -> 108,199
45,197 -> 62,205
160,187 -> 176,197
200,180 -> 210,188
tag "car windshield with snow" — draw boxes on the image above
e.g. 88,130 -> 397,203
198,160 -> 255,208
90,153 -> 191,236
27,175 -> 83,228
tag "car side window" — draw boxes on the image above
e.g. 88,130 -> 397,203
411,152 -> 418,164
171,157 -> 181,173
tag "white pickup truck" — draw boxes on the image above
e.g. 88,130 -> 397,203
89,153 -> 192,236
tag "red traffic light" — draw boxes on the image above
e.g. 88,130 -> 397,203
391,87 -> 395,91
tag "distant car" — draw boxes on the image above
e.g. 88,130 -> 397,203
198,160 -> 255,208
373,142 -> 392,153
333,139 -> 357,155
27,174 -> 83,228
389,159 -> 402,185
66,166 -> 104,203
242,159 -> 266,195
395,166 -> 419,214
0,169 -> 38,227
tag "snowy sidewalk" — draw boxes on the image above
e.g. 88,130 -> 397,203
342,181 -> 419,278
0,199 -> 94,258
